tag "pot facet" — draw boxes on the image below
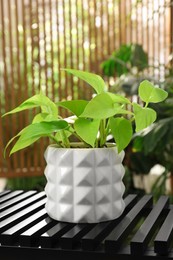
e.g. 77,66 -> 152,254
44,144 -> 125,223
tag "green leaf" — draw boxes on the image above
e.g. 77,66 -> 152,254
8,120 -> 68,155
107,92 -> 131,104
32,113 -> 58,123
139,80 -> 168,104
57,100 -> 88,116
111,44 -> 132,77
2,93 -> 58,117
101,58 -> 117,77
80,93 -> 113,119
63,68 -> 105,94
3,131 -> 23,158
74,118 -> 100,147
20,120 -> 68,141
32,113 -> 48,123
132,136 -> 144,152
10,136 -> 41,156
133,103 -> 157,132
110,117 -> 133,153
143,120 -> 169,154
80,93 -> 130,119
131,44 -> 148,71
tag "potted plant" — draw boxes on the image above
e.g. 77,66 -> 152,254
2,69 -> 168,223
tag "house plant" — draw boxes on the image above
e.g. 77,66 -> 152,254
3,69 -> 168,223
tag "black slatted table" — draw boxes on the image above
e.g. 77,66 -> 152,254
0,190 -> 173,260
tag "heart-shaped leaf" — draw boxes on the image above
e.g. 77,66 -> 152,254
74,118 -> 100,147
139,80 -> 168,104
110,117 -> 133,153
63,69 -> 106,94
57,100 -> 88,116
32,113 -> 59,123
107,92 -> 131,104
133,103 -> 157,132
80,93 -> 129,119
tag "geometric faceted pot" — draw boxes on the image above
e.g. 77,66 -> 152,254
44,143 -> 125,223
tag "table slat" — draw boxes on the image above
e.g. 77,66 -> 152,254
0,197 -> 47,233
40,222 -> 75,248
0,190 -> 23,203
81,194 -> 138,251
130,196 -> 169,255
19,217 -> 57,247
0,190 -> 37,211
154,209 -> 173,255
61,223 -> 95,249
105,195 -> 153,252
0,192 -> 45,220
0,190 -> 11,198
0,208 -> 47,245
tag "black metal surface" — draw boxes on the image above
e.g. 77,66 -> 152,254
154,209 -> 173,255
130,196 -> 169,255
105,195 -> 153,252
0,190 -> 173,260
82,194 -> 138,251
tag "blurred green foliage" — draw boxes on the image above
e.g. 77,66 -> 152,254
101,43 -> 148,77
6,176 -> 46,191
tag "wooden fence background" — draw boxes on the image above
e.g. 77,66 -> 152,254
0,0 -> 172,178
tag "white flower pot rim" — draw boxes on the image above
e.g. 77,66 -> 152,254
48,142 -> 117,151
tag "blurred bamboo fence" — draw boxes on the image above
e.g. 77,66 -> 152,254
0,0 -> 172,177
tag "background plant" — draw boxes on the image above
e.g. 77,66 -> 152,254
101,43 -> 148,77
101,44 -> 152,94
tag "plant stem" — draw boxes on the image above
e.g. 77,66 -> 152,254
99,119 -> 106,147
105,118 -> 110,137
68,130 -> 83,143
48,135 -> 64,147
130,116 -> 135,123
60,130 -> 70,148
144,102 -> 148,108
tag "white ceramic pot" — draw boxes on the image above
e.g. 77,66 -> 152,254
44,144 -> 125,223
